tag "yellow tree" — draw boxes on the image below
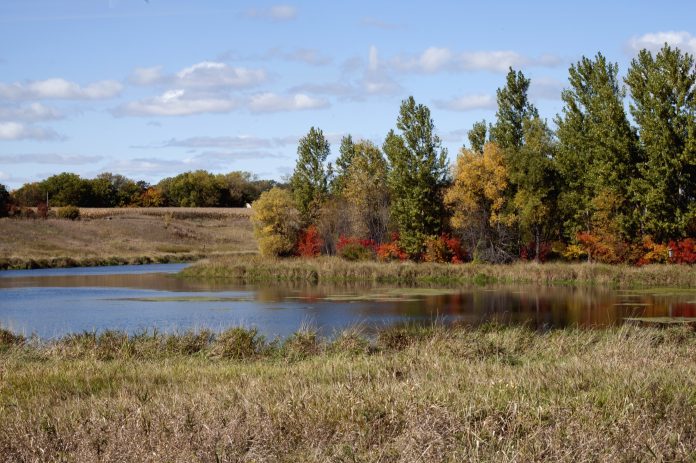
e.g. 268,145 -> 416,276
251,187 -> 302,257
444,142 -> 514,262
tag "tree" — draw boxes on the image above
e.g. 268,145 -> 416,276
341,140 -> 390,243
290,127 -> 331,224
251,187 -> 302,257
41,172 -> 93,207
511,116 -> 559,260
468,120 -> 488,154
555,53 -> 640,241
383,96 -> 449,256
0,183 -> 10,217
625,44 -> 696,240
490,68 -> 538,151
330,135 -> 356,194
445,142 -> 513,262
157,171 -> 223,207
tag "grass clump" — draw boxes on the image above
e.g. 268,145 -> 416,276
209,327 -> 264,360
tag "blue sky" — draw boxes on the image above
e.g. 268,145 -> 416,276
1,0 -> 695,189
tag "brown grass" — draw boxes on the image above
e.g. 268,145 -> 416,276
0,324 -> 695,461
0,208 -> 256,269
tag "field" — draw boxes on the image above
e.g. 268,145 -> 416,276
1,324 -> 695,462
0,207 -> 256,269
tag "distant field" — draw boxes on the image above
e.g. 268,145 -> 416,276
0,207 -> 257,269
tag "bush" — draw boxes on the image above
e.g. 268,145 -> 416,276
669,238 -> 696,264
638,236 -> 669,265
57,205 -> 80,220
297,225 -> 323,257
36,201 -> 49,219
424,234 -> 466,263
562,244 -> 587,261
336,236 -> 375,261
376,233 -> 408,261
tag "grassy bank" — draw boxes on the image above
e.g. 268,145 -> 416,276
0,208 -> 256,270
0,324 -> 695,461
181,255 -> 696,288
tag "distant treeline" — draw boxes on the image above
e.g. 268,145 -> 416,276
1,170 -> 279,209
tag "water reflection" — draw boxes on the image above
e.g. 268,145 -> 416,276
0,265 -> 693,339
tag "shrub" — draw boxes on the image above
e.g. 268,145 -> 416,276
519,241 -> 552,262
283,327 -> 320,360
638,236 -> 669,265
562,244 -> 587,261
424,234 -> 466,263
0,327 -> 25,351
57,205 -> 80,220
669,238 -> 696,264
297,225 -> 323,257
210,327 -> 263,360
376,233 -> 409,261
576,232 -> 641,264
36,201 -> 49,219
336,236 -> 376,261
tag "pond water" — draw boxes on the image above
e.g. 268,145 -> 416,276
0,264 -> 694,339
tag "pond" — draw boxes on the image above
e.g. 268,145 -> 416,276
0,264 -> 694,339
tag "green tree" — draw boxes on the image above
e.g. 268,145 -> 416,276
251,187 -> 302,257
41,172 -> 93,207
290,127 -> 331,224
555,53 -> 640,241
0,183 -> 10,217
157,171 -> 223,207
490,68 -> 538,151
383,96 -> 449,256
330,135 -> 356,194
342,140 -> 390,242
468,120 -> 488,154
511,116 -> 559,260
625,44 -> 696,240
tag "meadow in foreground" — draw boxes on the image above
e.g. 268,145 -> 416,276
1,324 -> 695,462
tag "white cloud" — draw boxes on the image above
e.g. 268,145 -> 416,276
0,78 -> 122,100
113,89 -> 238,117
129,61 -> 267,89
0,103 -> 63,122
175,61 -> 267,88
248,93 -> 329,113
0,121 -> 63,140
392,48 -> 561,73
246,4 -> 297,21
129,66 -> 164,85
627,31 -> 696,54
434,94 -> 496,111
0,153 -> 102,164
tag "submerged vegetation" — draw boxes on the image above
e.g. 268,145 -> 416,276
1,324 -> 695,461
181,255 -> 696,288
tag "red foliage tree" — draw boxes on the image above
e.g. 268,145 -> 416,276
297,225 -> 323,258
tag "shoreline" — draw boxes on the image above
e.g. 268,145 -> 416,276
181,255 -> 696,288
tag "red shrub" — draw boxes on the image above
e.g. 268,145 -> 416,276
424,235 -> 467,263
297,225 -> 323,258
375,234 -> 408,262
669,238 -> 696,264
336,236 -> 376,261
519,241 -> 552,263
576,232 -> 641,264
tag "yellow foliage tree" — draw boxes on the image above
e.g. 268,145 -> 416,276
444,142 -> 514,262
251,187 -> 301,257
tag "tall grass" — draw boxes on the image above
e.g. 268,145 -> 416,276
0,324 -> 695,461
182,254 -> 696,288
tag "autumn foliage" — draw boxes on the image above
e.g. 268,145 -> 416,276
297,226 -> 323,258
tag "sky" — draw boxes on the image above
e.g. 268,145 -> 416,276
1,0 -> 695,190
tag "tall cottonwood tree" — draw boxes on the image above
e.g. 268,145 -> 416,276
290,127 -> 331,224
330,135 -> 356,194
468,120 -> 488,154
626,44 -> 696,240
490,68 -> 538,151
555,53 -> 640,241
384,96 -> 449,256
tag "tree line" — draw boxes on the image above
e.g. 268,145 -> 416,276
1,170 -> 278,211
252,44 -> 695,265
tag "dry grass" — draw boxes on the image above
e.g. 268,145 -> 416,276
0,208 -> 256,269
0,324 -> 695,461
182,255 -> 696,288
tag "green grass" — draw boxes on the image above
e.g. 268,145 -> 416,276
1,324 -> 695,461
181,254 -> 696,288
